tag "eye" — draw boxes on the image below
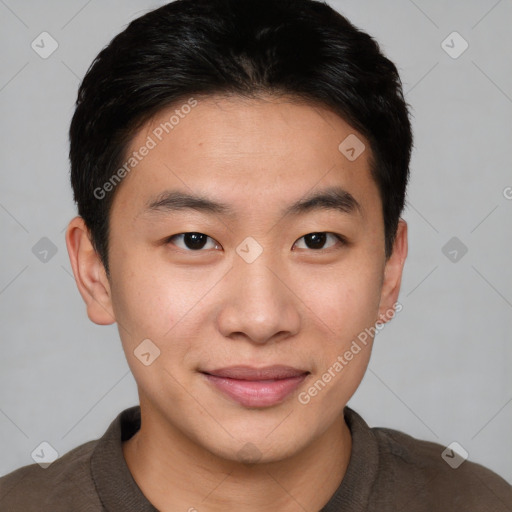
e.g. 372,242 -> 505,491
165,231 -> 346,252
293,232 -> 346,250
166,232 -> 220,251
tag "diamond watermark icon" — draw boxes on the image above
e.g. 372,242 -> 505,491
134,338 -> 161,366
441,441 -> 468,469
31,441 -> 59,469
32,237 -> 58,263
441,31 -> 468,59
236,236 -> 263,264
31,32 -> 59,59
237,442 -> 262,463
442,236 -> 468,263
338,134 -> 365,162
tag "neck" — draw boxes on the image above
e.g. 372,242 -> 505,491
122,402 -> 352,512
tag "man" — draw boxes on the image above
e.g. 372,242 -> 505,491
1,0 -> 511,510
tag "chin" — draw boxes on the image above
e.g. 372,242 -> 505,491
193,419 -> 314,466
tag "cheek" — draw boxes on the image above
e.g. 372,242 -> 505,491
297,258 -> 383,339
110,275 -> 165,334
296,268 -> 380,417
297,255 -> 383,403
108,266 -> 194,396
108,251 -> 179,347
108,252 -> 221,368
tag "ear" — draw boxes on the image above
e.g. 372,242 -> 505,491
65,216 -> 116,325
377,218 -> 408,323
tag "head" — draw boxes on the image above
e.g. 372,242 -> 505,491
66,0 -> 411,463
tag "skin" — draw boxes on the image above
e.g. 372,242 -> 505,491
66,94 -> 407,511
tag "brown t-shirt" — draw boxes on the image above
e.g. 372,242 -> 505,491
1,405 -> 511,511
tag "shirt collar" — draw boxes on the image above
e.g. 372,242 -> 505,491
91,405 -> 158,512
90,405 -> 379,511
321,406 -> 379,511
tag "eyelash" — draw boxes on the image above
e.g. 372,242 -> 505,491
165,232 -> 347,252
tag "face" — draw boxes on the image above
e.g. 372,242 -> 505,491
69,94 -> 407,463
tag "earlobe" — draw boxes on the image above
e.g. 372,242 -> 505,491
377,218 -> 408,323
65,216 -> 116,325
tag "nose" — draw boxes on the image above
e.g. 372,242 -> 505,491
216,252 -> 301,345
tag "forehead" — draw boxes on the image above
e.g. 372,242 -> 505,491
110,94 -> 380,224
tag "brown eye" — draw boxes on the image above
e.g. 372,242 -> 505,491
294,232 -> 345,250
167,232 -> 220,251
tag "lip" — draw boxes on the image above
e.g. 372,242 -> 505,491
201,365 -> 309,408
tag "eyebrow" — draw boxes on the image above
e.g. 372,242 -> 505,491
144,185 -> 362,219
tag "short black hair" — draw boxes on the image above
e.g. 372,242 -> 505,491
69,0 -> 413,274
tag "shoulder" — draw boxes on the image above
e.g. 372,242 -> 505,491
0,439 -> 103,512
372,425 -> 512,510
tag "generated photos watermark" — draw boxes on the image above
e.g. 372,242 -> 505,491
298,301 -> 403,405
93,97 -> 198,200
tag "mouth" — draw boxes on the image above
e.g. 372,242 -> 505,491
200,365 -> 310,408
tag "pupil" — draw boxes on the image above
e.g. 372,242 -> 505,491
185,232 -> 207,250
306,232 -> 326,249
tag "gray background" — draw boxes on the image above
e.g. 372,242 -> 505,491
1,0 -> 511,484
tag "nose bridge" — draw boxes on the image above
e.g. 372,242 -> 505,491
216,243 -> 300,344
239,251 -> 278,304
235,244 -> 283,316
235,232 -> 283,292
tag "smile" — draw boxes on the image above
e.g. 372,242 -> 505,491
201,365 -> 309,408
